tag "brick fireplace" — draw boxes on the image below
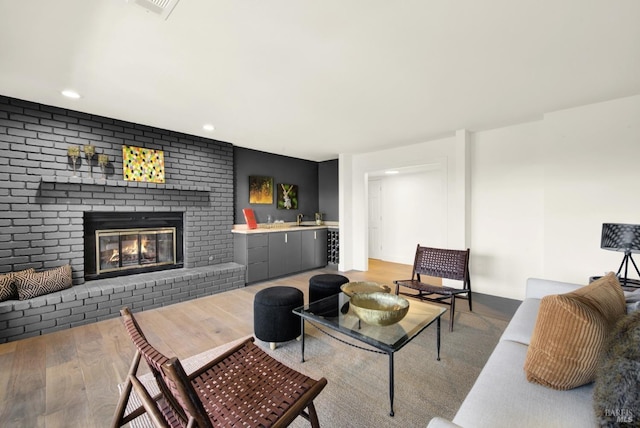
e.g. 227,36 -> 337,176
0,95 -> 235,284
84,211 -> 185,280
0,95 -> 250,343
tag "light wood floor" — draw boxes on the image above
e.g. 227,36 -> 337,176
0,260 -> 515,427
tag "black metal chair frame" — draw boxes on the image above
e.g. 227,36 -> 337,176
394,245 -> 471,331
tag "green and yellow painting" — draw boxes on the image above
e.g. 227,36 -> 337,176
249,176 -> 273,204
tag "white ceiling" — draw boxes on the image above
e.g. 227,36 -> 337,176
1,0 -> 639,162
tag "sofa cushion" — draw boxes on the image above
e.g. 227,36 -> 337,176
525,277 -> 585,300
453,340 -> 596,428
500,298 -> 540,345
593,310 -> 640,426
524,273 -> 626,390
0,269 -> 35,302
15,265 -> 73,300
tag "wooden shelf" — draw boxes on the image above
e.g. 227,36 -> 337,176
40,176 -> 212,193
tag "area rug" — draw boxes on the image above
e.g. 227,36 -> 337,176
119,311 -> 507,427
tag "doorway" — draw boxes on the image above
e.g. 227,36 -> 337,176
367,165 -> 447,265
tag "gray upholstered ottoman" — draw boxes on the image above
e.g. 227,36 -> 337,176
308,274 -> 349,317
309,274 -> 349,303
253,286 -> 303,350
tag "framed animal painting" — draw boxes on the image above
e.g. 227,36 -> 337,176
277,183 -> 298,210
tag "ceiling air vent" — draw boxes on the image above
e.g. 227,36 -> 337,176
130,0 -> 181,20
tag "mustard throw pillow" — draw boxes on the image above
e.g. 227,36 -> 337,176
524,272 -> 626,390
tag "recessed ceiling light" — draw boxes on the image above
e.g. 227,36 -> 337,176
385,170 -> 399,175
61,89 -> 81,99
202,124 -> 215,132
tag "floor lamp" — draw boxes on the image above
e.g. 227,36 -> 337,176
601,223 -> 640,287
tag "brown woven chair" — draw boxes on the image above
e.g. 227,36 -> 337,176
394,245 -> 471,331
112,311 -> 188,428
113,307 -> 327,428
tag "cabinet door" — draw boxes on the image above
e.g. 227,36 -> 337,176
301,230 -> 316,271
284,231 -> 301,274
314,229 -> 328,267
268,233 -> 287,278
301,229 -> 328,270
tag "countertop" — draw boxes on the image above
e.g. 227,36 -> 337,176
232,222 -> 338,234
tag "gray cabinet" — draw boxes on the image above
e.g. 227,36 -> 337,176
268,230 -> 301,278
235,228 -> 329,284
301,229 -> 327,270
234,233 -> 269,283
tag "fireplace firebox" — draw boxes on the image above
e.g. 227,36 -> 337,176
84,212 -> 184,280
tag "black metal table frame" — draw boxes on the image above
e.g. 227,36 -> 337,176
294,294 -> 444,417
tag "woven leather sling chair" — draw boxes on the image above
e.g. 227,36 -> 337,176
394,245 -> 471,332
112,307 -> 327,428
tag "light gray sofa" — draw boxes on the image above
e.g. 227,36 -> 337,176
428,278 -> 597,428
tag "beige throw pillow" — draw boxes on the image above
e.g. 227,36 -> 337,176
524,272 -> 626,390
0,268 -> 35,302
15,265 -> 73,300
0,273 -> 16,302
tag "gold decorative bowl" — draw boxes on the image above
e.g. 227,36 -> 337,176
341,281 -> 391,297
349,292 -> 410,326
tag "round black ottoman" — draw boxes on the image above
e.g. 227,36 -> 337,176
254,286 -> 303,350
309,274 -> 350,303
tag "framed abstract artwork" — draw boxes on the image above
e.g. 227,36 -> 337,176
249,176 -> 273,204
277,183 -> 298,210
122,145 -> 165,183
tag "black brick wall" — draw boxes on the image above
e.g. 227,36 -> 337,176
0,95 -> 235,284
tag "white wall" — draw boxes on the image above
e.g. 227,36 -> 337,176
340,94 -> 640,300
470,121 -> 545,299
372,168 -> 447,264
542,95 -> 640,284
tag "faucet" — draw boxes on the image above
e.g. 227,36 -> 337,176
296,213 -> 304,226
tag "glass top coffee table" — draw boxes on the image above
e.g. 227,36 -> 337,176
293,292 -> 446,416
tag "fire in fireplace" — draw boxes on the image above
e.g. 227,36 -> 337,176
96,228 -> 176,275
84,212 -> 184,280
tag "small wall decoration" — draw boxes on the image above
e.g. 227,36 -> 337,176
98,154 -> 109,179
277,183 -> 298,210
249,176 -> 273,204
122,145 -> 165,183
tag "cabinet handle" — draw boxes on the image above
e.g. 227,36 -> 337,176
285,233 -> 288,244
314,231 -> 316,240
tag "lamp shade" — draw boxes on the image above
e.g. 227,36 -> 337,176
601,223 -> 640,253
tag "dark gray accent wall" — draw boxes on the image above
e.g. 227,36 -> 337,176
234,147 -> 319,224
0,95 -> 234,284
318,159 -> 338,221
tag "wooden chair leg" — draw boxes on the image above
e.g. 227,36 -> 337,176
467,289 -> 473,312
129,375 -> 170,428
307,402 -> 320,428
112,350 -> 142,428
